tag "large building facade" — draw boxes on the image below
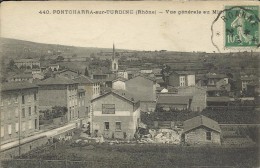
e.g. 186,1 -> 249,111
91,90 -> 140,140
37,76 -> 79,122
0,82 -> 39,144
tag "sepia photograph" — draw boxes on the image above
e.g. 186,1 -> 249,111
0,1 -> 259,167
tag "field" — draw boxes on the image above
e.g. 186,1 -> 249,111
1,142 -> 259,168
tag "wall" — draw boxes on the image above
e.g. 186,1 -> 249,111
125,76 -> 156,102
168,73 -> 179,87
187,75 -> 195,86
112,81 -> 126,90
92,93 -> 140,139
38,85 -> 67,107
177,86 -> 207,112
184,126 -> 221,145
0,88 -> 39,144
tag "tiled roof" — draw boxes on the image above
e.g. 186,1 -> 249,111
183,115 -> 221,133
37,76 -> 78,85
207,96 -> 230,102
1,81 -> 38,91
91,89 -> 139,104
206,73 -> 227,79
14,58 -> 39,63
74,75 -> 94,84
173,71 -> 195,75
112,77 -> 128,82
157,95 -> 192,105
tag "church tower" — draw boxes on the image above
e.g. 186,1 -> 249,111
111,43 -> 118,73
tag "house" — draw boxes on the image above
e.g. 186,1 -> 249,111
205,73 -> 228,86
36,76 -> 79,122
112,77 -> 127,90
182,115 -> 221,145
73,75 -> 100,121
14,59 -> 40,69
77,88 -> 87,126
168,71 -> 195,87
156,95 -> 192,111
206,96 -> 231,107
0,82 -> 39,144
125,75 -> 157,112
91,90 -> 140,139
117,70 -> 128,79
240,75 -> 257,91
49,64 -> 60,71
7,73 -> 34,83
55,69 -> 79,79
177,85 -> 207,112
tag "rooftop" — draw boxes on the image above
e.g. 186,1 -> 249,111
37,76 -> 78,85
92,89 -> 139,104
207,96 -> 231,102
1,81 -> 38,92
157,95 -> 192,105
14,58 -> 39,63
74,75 -> 94,84
183,115 -> 221,133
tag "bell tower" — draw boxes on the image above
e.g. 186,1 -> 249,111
111,43 -> 118,73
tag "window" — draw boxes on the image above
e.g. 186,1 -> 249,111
15,108 -> 19,117
15,96 -> 18,103
28,107 -> 32,116
1,126 -> 4,137
34,93 -> 37,101
8,125 -> 12,135
35,106 -> 37,114
15,123 -> 19,132
180,76 -> 185,86
115,122 -> 121,131
82,100 -> 85,106
104,122 -> 109,130
206,131 -> 211,140
22,108 -> 25,118
22,95 -> 25,104
102,104 -> 115,114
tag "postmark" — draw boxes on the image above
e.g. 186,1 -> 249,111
211,6 -> 260,52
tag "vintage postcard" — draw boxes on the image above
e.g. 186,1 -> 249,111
0,1 -> 259,168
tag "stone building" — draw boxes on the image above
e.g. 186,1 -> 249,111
37,76 -> 79,122
182,115 -> 221,145
91,90 -> 140,139
0,82 -> 39,144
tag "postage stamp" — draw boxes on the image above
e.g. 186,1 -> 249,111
224,6 -> 259,48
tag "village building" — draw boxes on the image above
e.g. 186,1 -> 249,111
156,95 -> 192,111
240,75 -> 257,92
36,76 -> 79,122
55,69 -> 80,80
125,75 -> 157,112
117,70 -> 128,79
91,90 -> 140,139
49,64 -> 60,71
177,85 -> 207,112
112,77 -> 127,90
168,71 -> 195,87
77,88 -> 87,126
14,59 -> 40,69
0,82 -> 39,144
182,115 -> 221,145
7,73 -> 34,83
73,75 -> 100,121
205,73 -> 228,86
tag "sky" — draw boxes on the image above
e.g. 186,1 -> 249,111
1,1 -> 259,52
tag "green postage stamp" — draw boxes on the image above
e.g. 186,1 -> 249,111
224,6 -> 259,47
